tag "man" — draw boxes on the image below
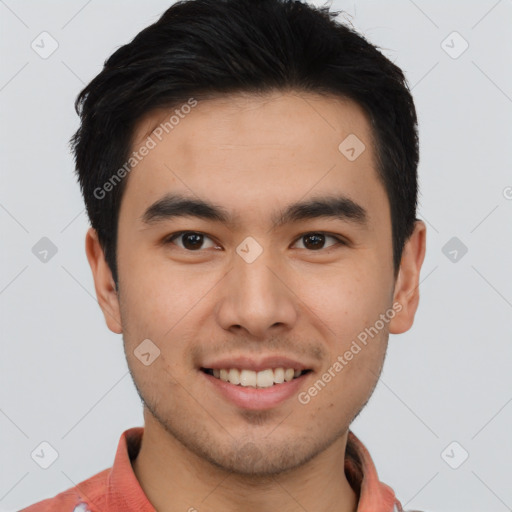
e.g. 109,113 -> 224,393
22,0 -> 426,510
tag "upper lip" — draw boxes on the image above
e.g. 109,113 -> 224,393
200,355 -> 314,373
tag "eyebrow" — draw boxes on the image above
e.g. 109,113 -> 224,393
140,193 -> 369,230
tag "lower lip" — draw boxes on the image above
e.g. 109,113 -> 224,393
200,370 -> 311,410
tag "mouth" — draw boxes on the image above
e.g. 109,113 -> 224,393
200,367 -> 313,388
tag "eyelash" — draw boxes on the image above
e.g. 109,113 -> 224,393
163,231 -> 347,251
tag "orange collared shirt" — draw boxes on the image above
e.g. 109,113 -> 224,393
20,427 -> 407,512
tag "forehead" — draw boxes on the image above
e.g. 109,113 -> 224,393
133,91 -> 375,162
121,91 -> 386,230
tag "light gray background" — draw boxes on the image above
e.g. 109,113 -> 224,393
1,1 -> 511,511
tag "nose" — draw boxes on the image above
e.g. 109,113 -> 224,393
215,246 -> 299,339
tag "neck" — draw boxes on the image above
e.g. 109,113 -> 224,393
131,413 -> 359,512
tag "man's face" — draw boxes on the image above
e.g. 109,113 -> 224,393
106,91 -> 405,474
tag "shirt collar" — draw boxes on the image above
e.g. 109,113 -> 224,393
106,427 -> 402,512
345,430 -> 403,512
106,427 -> 154,511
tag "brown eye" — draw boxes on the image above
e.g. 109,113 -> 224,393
166,231 -> 217,251
293,232 -> 345,250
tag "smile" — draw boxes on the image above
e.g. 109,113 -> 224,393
201,367 -> 312,388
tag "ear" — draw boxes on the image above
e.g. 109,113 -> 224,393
389,220 -> 427,334
85,227 -> 123,334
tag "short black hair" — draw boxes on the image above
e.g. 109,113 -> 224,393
71,0 -> 419,288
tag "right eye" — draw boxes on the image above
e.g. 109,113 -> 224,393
163,231 -> 219,251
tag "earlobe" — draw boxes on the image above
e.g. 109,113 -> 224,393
389,220 -> 427,335
85,227 -> 123,334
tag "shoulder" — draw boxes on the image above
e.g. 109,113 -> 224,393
18,468 -> 110,512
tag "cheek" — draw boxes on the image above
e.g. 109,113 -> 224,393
296,264 -> 391,396
118,246 -> 210,333
117,253 -> 221,381
298,263 -> 389,335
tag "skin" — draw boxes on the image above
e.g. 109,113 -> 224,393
86,91 -> 426,512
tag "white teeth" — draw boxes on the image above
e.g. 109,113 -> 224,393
274,367 -> 285,383
240,369 -> 256,387
256,369 -> 274,388
208,367 -> 306,387
228,368 -> 240,385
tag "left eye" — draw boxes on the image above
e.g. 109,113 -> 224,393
292,233 -> 345,251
